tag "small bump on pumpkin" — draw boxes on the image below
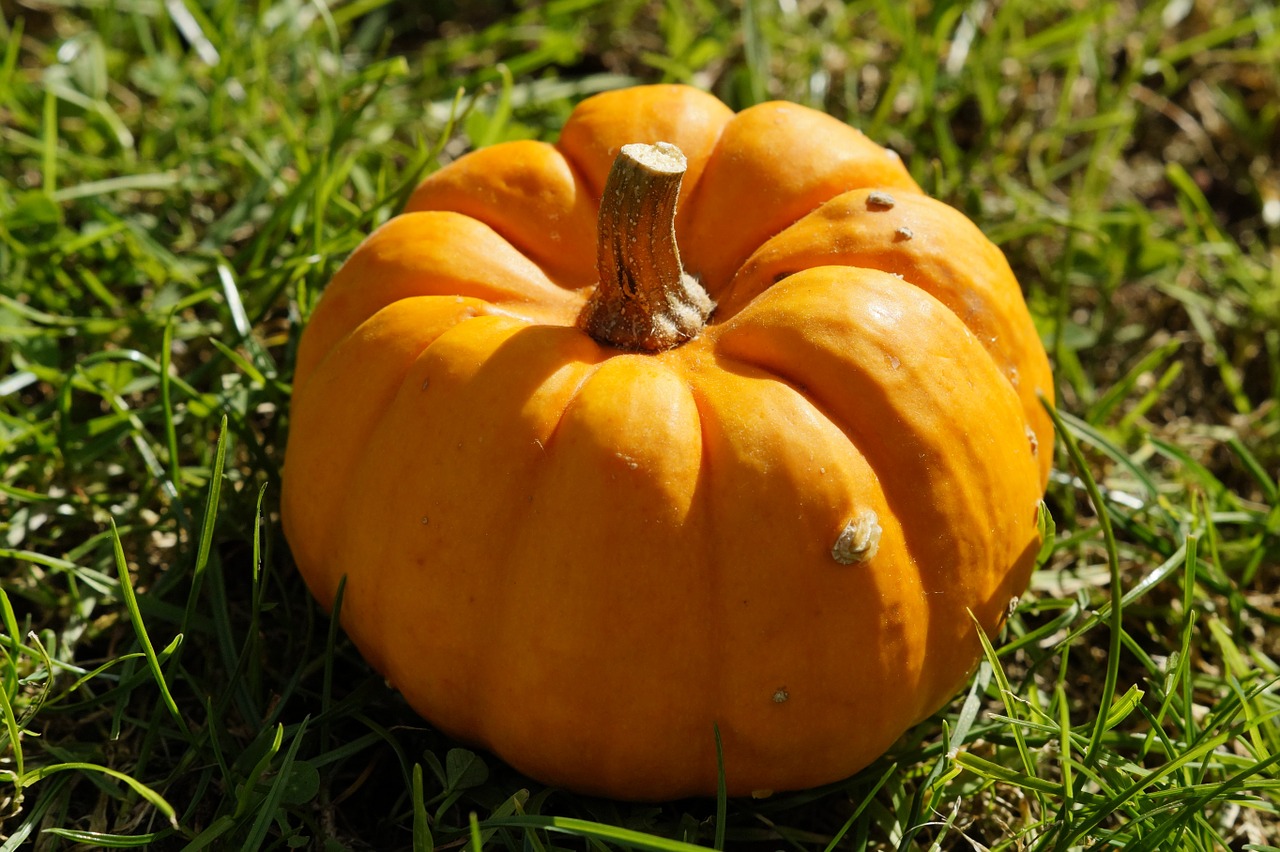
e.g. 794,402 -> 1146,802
421,377 -> 430,391
832,510 -> 882,565
420,516 -> 430,525
866,191 -> 897,210
894,225 -> 914,241
1026,426 -> 1039,456
772,688 -> 789,704
1007,595 -> 1021,617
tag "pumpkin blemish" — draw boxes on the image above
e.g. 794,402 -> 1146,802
866,191 -> 897,209
832,511 -> 882,564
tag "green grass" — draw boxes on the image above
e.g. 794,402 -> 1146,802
2,0 -> 1278,849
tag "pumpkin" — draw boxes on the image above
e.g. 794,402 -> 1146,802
281,84 -> 1053,800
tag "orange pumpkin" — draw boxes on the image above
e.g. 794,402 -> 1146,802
281,84 -> 1053,800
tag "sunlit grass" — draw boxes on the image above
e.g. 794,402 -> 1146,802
2,0 -> 1278,849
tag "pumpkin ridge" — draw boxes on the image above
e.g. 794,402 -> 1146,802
712,268 -> 1042,719
552,132 -> 603,207
677,357 -> 925,792
503,349 -> 610,463
708,341 -> 1013,722
677,101 -> 922,294
554,84 -> 734,212
703,343 -> 938,640
327,316 -> 603,712
719,262 -> 1017,386
293,211 -> 585,388
694,347 -> 917,639
680,375 -> 729,794
404,141 -> 601,290
450,338 -> 612,756
467,353 -> 714,798
283,296 -> 498,599
326,313 -> 541,584
739,260 -> 1050,489
296,295 -> 488,398
710,189 -> 1054,487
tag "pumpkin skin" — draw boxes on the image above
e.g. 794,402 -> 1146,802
281,84 -> 1053,800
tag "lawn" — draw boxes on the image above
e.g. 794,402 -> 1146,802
2,0 -> 1278,849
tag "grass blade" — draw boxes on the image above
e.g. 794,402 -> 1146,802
243,717 -> 311,852
108,518 -> 191,740
822,764 -> 896,852
41,828 -> 168,847
178,414 -> 228,636
413,763 -> 434,852
478,816 -> 713,851
1042,397 -> 1125,768
22,762 -> 178,827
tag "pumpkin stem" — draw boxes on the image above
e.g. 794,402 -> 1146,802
579,142 -> 713,352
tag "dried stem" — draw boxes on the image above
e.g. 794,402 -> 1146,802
579,142 -> 713,352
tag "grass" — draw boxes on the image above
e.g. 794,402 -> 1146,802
1,0 -> 1278,848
